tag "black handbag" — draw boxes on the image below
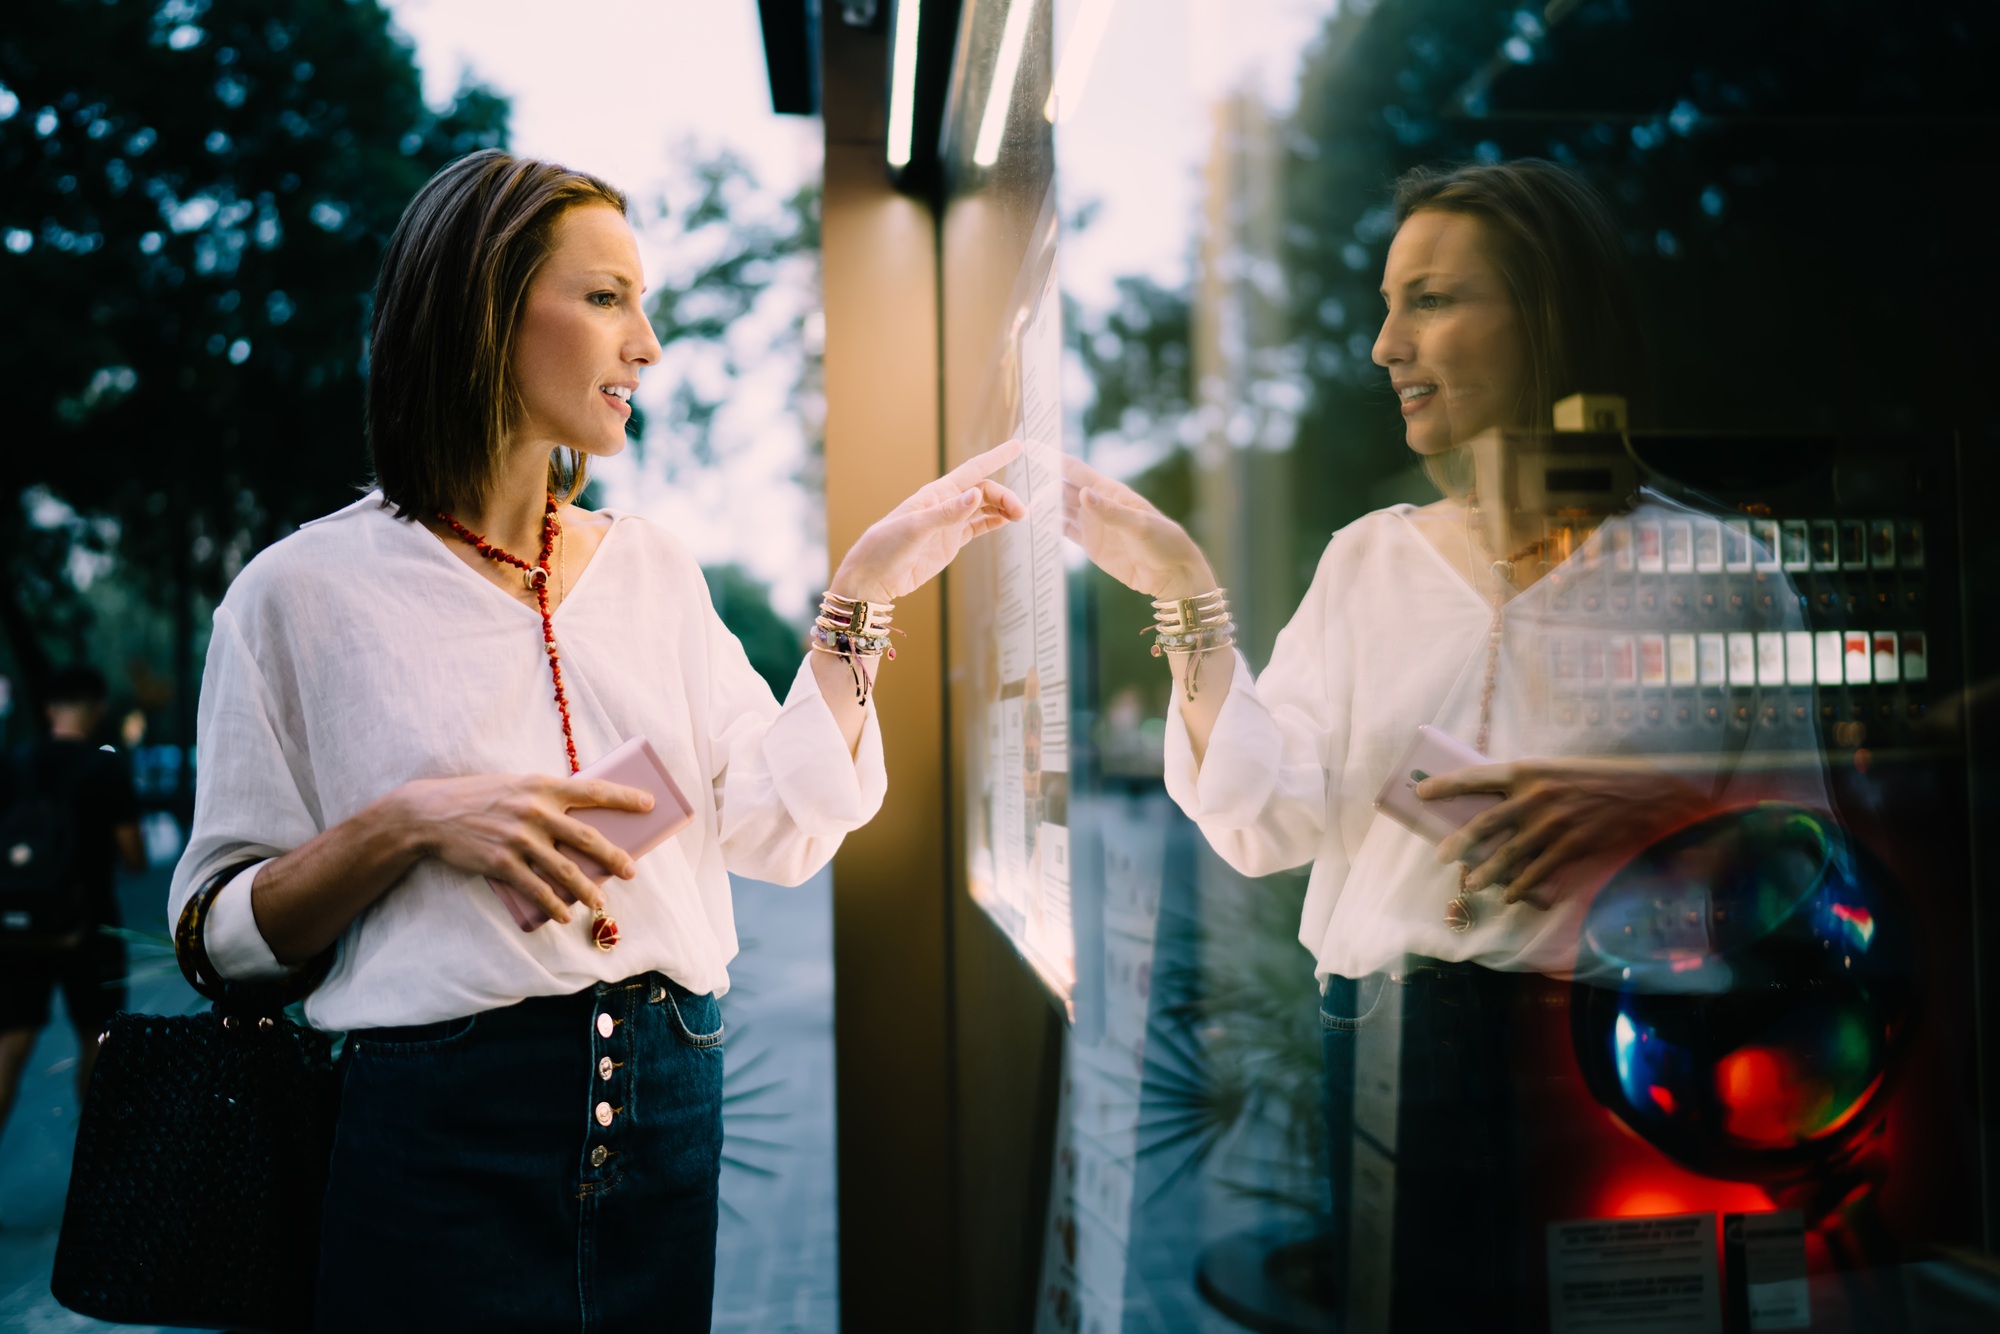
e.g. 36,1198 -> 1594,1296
51,863 -> 340,1333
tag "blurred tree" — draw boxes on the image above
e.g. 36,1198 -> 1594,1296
703,563 -> 803,699
1063,0 -> 1999,602
0,0 -> 507,739
646,144 -> 822,480
641,145 -> 825,651
1276,0 -> 2000,578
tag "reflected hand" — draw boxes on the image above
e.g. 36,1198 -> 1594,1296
830,440 -> 1028,602
1421,758 -> 1710,909
1059,454 -> 1218,599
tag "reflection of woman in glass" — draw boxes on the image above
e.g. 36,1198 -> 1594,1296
1065,160 -> 1820,1325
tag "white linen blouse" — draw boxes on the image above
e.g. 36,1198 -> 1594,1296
1164,499 -> 1827,986
169,493 -> 884,1032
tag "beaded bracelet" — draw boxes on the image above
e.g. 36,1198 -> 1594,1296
810,592 -> 902,706
1142,588 -> 1235,701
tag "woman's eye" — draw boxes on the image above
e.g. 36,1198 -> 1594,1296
590,291 -> 618,308
1415,292 -> 1446,310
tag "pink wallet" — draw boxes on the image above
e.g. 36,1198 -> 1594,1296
487,737 -> 697,932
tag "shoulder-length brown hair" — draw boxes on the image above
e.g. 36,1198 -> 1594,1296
1394,159 -> 1651,460
368,149 -> 628,517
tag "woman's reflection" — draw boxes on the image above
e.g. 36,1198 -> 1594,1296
1063,159 -> 1825,1328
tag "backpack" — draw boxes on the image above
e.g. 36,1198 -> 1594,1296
0,744 -> 90,950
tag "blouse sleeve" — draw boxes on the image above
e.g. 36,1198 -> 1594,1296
1161,541 -> 1346,878
168,605 -> 325,976
700,600 -> 887,887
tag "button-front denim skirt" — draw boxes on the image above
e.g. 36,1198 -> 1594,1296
315,972 -> 725,1332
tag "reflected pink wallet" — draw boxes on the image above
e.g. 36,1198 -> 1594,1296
487,737 -> 696,932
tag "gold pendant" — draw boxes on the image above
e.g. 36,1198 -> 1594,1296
1444,893 -> 1474,932
591,909 -> 620,951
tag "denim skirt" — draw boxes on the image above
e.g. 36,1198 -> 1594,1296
315,972 -> 725,1333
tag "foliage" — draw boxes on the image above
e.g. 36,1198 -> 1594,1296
1070,277 -> 1193,462
0,0 -> 509,719
704,563 -> 804,699
1137,864 -> 1327,1218
1065,0 -> 1999,592
645,146 -> 822,478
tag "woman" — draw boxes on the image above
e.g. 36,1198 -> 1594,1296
1065,160 -> 1822,1325
169,150 -> 1023,1330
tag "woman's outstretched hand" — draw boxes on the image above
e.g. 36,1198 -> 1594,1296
1059,454 -> 1218,600
829,440 -> 1028,602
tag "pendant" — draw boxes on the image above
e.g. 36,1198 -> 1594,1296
1445,866 -> 1475,932
591,910 -> 620,951
1444,893 -> 1474,933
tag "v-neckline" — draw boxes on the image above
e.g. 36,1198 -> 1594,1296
414,507 -> 626,624
1390,503 -> 1608,616
1391,504 -> 1513,615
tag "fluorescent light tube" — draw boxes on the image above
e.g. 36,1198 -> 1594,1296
887,1 -> 922,167
1044,0 -> 1116,123
974,0 -> 1036,167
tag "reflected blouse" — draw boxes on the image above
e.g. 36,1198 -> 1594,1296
1164,500 -> 1826,984
169,493 -> 884,1031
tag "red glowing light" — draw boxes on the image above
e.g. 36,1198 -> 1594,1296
1612,1190 -> 1689,1218
1716,1046 -> 1815,1147
1648,1084 -> 1677,1115
1596,1175 -> 1773,1222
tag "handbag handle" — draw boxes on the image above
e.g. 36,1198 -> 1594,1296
174,861 -> 336,1016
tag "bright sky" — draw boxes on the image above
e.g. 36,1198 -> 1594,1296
383,0 -> 826,614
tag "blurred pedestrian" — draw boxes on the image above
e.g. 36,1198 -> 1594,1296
0,665 -> 146,1140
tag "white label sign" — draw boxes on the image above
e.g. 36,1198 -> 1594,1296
1548,1213 -> 1722,1334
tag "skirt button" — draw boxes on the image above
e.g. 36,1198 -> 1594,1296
595,1101 -> 614,1127
596,1013 -> 614,1039
598,1056 -> 614,1081
590,1145 -> 609,1168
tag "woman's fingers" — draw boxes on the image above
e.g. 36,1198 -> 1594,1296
1059,453 -> 1147,508
960,478 -> 1026,521
1463,805 -> 1561,889
550,813 -> 640,881
1434,794 -> 1524,864
898,439 -> 1027,514
557,778 -> 655,814
1504,826 -> 1594,904
521,840 -> 609,913
494,855 -> 576,925
949,437 -> 1026,487
1415,762 -> 1515,801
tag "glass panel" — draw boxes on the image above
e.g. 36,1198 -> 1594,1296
943,0 -> 1993,1330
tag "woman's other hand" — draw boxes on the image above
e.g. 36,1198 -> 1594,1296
828,439 -> 1028,603
1421,758 -> 1710,909
248,772 -> 658,965
392,773 -> 655,924
1060,454 -> 1218,599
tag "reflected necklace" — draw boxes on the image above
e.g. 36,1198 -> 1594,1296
437,492 -> 620,951
1445,495 -> 1551,933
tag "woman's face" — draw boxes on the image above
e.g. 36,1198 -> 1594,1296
510,203 -> 663,458
1371,208 -> 1526,456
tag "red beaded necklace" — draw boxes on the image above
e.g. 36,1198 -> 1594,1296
436,491 -> 618,950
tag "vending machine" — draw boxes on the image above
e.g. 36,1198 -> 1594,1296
1474,426 -> 1983,1331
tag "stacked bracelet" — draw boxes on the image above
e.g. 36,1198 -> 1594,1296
810,592 -> 901,706
1143,589 -> 1235,701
